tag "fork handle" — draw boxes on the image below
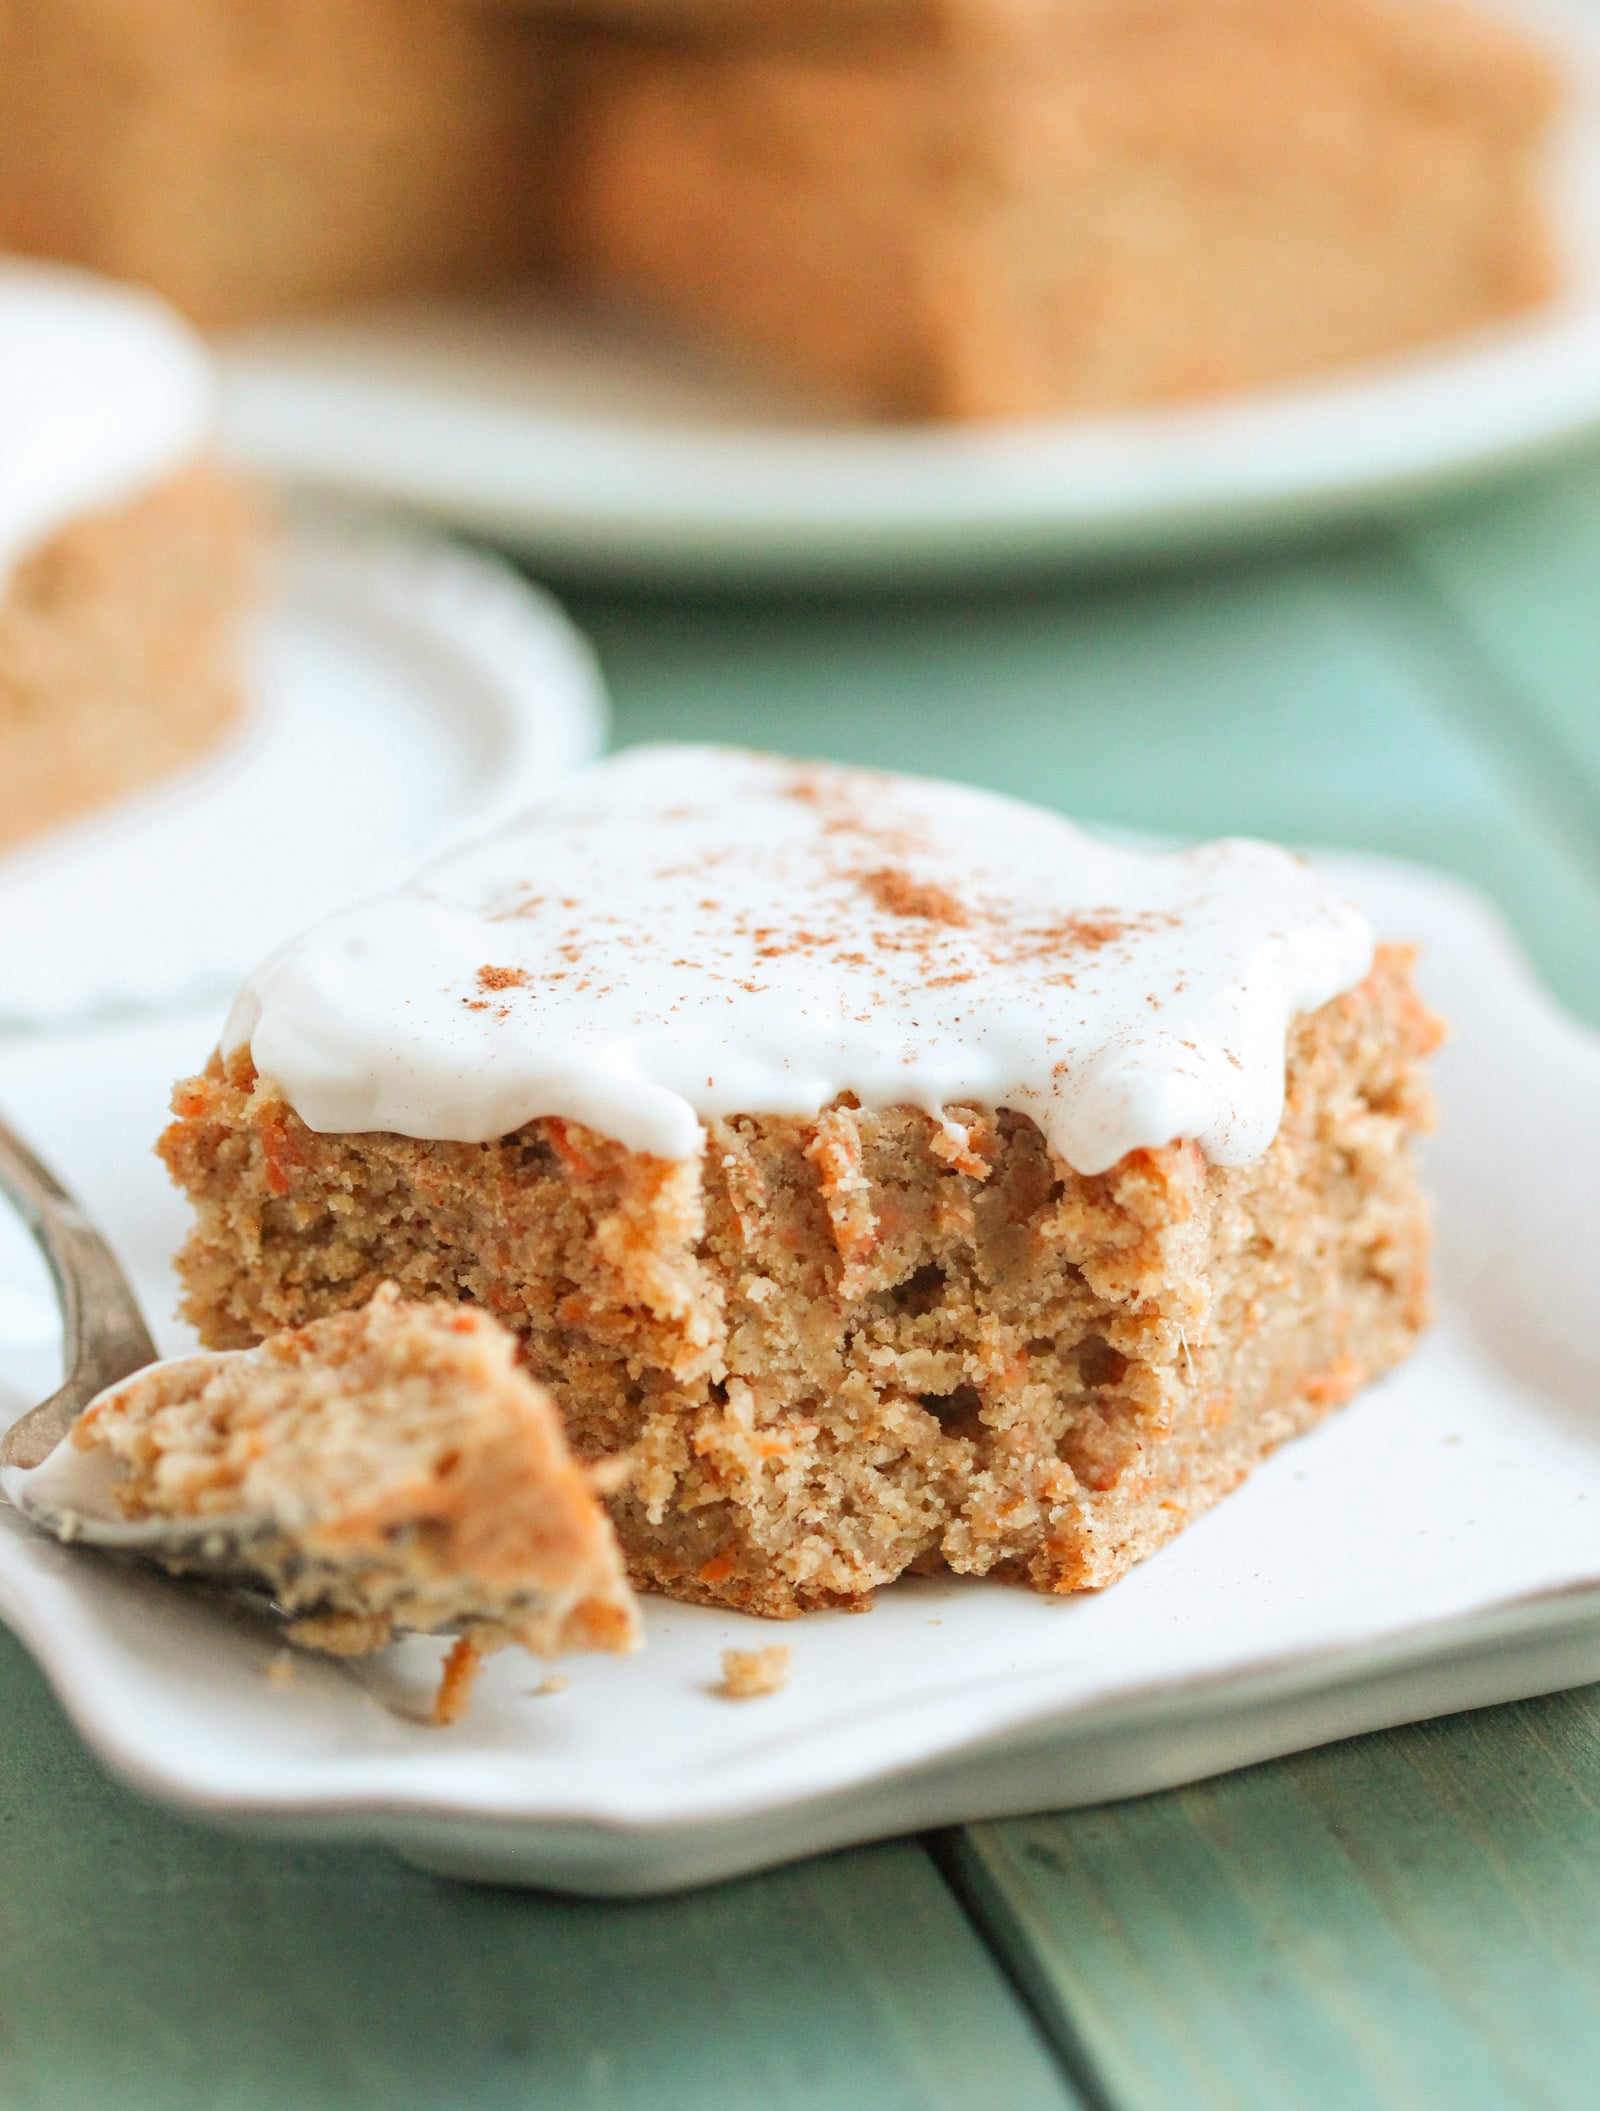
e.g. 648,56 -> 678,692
0,1113 -> 157,1469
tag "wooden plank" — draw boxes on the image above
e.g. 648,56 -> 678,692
0,1626 -> 1078,2111
1401,449 -> 1600,822
943,1681 -> 1600,2111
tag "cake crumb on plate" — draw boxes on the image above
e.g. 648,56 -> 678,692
720,1645 -> 792,1699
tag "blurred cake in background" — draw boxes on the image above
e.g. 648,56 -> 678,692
0,0 -> 552,326
484,0 -> 937,33
558,0 -> 1561,417
0,0 -> 1564,424
487,0 -> 1200,48
0,265 -> 257,856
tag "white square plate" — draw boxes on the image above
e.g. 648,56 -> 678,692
1,856 -> 1597,1895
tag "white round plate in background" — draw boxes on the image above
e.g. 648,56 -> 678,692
216,0 -> 1600,586
0,521 -> 607,1029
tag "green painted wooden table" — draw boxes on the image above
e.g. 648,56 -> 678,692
6,448 -> 1600,2109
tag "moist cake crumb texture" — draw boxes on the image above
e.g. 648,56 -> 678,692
74,1285 -> 640,1665
162,746 -> 1442,1619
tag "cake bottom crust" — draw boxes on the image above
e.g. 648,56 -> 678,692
0,463 -> 257,856
161,948 -> 1441,1618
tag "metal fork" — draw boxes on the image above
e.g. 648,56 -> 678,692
0,1109 -> 278,1577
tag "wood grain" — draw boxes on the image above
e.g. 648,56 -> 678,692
1404,450 -> 1600,820
0,1632 -> 1077,2110
943,1682 -> 1600,2111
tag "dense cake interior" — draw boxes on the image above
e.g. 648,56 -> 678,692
75,1286 -> 639,1658
163,948 -> 1438,1618
159,748 -> 1439,1619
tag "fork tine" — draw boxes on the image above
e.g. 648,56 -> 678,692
0,1110 -> 156,1470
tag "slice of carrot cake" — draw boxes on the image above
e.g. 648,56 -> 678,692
0,0 -> 554,328
0,263 -> 256,856
161,744 -> 1441,1618
73,1286 -> 639,1695
559,0 -> 1560,418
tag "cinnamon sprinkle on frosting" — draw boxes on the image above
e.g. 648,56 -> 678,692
226,745 -> 1373,1176
859,867 -> 971,926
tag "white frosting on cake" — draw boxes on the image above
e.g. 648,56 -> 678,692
228,746 -> 1374,1176
0,262 -> 214,590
